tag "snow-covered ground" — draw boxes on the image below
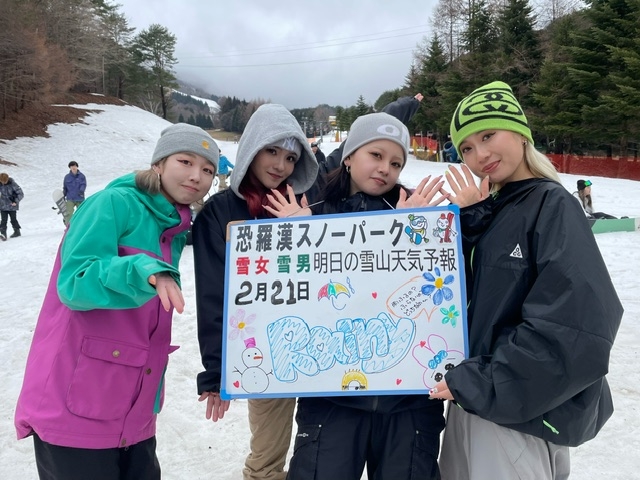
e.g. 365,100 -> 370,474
0,103 -> 639,479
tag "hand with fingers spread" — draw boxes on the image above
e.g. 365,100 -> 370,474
397,175 -> 449,210
444,164 -> 490,208
198,391 -> 231,422
263,184 -> 311,218
148,272 -> 185,313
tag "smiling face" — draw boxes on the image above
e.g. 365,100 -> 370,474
343,139 -> 405,196
458,129 -> 533,189
249,146 -> 298,189
154,152 -> 215,205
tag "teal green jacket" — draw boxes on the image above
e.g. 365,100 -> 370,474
59,173 -> 187,309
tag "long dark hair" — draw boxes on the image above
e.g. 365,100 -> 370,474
239,169 -> 288,218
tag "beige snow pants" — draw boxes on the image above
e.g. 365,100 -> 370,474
243,398 -> 296,480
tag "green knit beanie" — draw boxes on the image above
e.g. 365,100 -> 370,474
450,81 -> 533,155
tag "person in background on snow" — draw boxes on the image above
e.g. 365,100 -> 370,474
14,123 -> 218,480
322,92 -> 424,174
265,112 -> 447,480
0,172 -> 24,240
310,141 -> 326,171
216,149 -> 235,191
430,81 -> 623,479
63,161 -> 87,226
193,103 -> 318,480
573,178 -> 617,219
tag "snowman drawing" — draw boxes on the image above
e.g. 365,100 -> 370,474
235,337 -> 270,393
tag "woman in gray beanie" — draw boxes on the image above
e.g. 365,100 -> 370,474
266,112 -> 448,480
192,104 -> 318,480
15,123 -> 218,480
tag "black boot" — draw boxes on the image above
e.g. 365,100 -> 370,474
0,231 -> 6,241
10,229 -> 20,238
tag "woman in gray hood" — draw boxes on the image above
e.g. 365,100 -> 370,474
193,103 -> 318,480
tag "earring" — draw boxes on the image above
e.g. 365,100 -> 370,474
522,140 -> 528,146
345,165 -> 351,174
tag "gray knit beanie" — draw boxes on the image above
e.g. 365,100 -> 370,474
342,112 -> 410,165
151,123 -> 219,169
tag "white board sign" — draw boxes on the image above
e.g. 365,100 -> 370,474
220,206 -> 468,399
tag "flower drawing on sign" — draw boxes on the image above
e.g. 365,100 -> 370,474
228,308 -> 256,340
440,305 -> 459,327
421,267 -> 455,306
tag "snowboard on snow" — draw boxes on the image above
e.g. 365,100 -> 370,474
52,188 -> 67,221
589,217 -> 639,234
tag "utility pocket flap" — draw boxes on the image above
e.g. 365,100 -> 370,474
81,336 -> 148,367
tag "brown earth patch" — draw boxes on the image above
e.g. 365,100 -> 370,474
0,92 -> 126,166
0,92 -> 126,143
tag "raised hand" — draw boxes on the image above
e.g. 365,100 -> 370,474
444,164 -> 490,208
263,184 -> 312,218
397,175 -> 449,210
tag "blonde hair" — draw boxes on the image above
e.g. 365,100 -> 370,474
524,143 -> 561,183
134,158 -> 165,194
487,141 -> 560,193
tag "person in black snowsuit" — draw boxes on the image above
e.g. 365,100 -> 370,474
431,81 -> 623,479
265,112 -> 447,480
310,141 -> 326,171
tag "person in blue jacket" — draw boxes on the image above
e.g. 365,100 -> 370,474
216,149 -> 234,191
63,161 -> 87,225
431,81 -> 623,479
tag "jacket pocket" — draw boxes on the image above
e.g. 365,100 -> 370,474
67,336 -> 149,420
287,424 -> 322,478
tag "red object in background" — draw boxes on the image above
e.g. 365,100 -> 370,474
548,154 -> 640,182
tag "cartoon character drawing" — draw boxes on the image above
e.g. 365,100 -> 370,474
234,337 -> 270,393
404,214 -> 429,245
341,369 -> 368,391
432,212 -> 456,243
317,278 -> 353,310
412,334 -> 463,389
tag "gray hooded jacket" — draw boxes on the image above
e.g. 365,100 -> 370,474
230,103 -> 318,197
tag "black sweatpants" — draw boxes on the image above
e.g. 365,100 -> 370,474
287,397 -> 444,480
0,210 -> 20,232
33,434 -> 160,480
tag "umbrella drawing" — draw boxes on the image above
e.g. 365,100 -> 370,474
318,279 -> 352,310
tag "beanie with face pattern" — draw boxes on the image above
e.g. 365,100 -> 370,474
450,81 -> 534,155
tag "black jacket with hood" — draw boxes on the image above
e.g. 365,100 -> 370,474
446,177 -> 622,447
193,104 -> 318,394
306,186 -> 444,417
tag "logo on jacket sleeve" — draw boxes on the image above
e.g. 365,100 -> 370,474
510,243 -> 523,258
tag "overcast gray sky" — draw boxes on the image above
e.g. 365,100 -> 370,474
116,0 -> 437,109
